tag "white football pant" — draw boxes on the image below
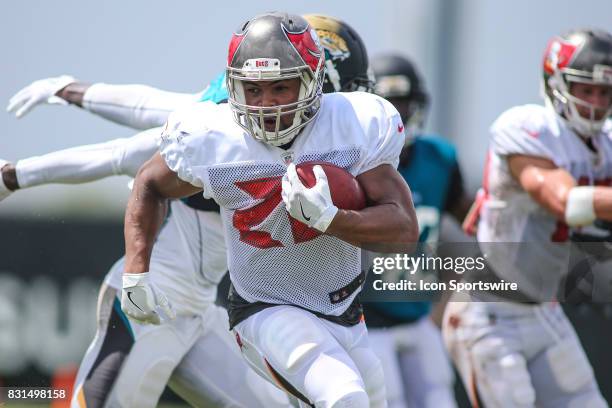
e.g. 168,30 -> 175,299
369,316 -> 457,408
443,296 -> 607,408
233,305 -> 387,408
71,284 -> 291,408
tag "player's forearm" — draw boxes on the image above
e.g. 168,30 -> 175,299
326,203 -> 418,253
521,167 -> 612,223
11,129 -> 159,188
124,153 -> 202,273
518,165 -> 575,219
527,178 -> 612,225
82,84 -> 197,129
124,175 -> 168,274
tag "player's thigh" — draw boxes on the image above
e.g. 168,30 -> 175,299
234,305 -> 369,408
529,322 -> 606,408
72,284 -> 134,408
443,301 -> 535,408
340,323 -> 388,408
471,333 -> 535,408
441,301 -> 476,399
168,304 -> 291,408
396,318 -> 457,408
104,313 -> 202,408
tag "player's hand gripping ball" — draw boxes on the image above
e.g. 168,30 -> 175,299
282,161 -> 366,233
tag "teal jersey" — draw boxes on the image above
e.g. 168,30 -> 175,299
367,135 -> 461,324
400,135 -> 458,244
198,72 -> 229,103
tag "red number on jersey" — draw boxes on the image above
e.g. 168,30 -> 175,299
232,177 -> 320,249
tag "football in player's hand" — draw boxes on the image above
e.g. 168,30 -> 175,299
296,161 -> 366,210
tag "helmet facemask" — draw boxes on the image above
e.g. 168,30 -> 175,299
403,100 -> 428,146
227,61 -> 324,146
547,67 -> 612,138
323,56 -> 375,93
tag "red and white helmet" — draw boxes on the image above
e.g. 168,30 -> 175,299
226,12 -> 325,146
543,29 -> 612,137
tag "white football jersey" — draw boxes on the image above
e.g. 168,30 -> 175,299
160,93 -> 404,316
478,104 -> 612,299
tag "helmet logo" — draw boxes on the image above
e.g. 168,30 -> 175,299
283,24 -> 323,72
228,32 -> 246,66
242,59 -> 281,78
316,29 -> 350,61
543,39 -> 577,74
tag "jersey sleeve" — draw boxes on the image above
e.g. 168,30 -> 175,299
490,106 -> 554,160
15,128 -> 160,188
83,83 -> 200,130
357,95 -> 405,174
158,110 -> 207,190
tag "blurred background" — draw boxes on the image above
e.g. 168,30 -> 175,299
1,0 -> 612,406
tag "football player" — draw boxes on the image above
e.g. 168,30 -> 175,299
364,54 -> 470,408
2,82 -> 291,408
3,14 -> 392,408
123,11 -> 417,408
443,29 -> 612,408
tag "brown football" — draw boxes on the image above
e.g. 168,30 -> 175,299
295,161 -> 366,211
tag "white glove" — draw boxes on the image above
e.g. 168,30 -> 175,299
121,272 -> 176,325
0,160 -> 13,202
6,75 -> 76,118
281,163 -> 338,232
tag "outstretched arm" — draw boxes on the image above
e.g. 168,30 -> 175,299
7,76 -> 199,129
508,154 -> 612,224
0,127 -> 160,199
78,83 -> 199,129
